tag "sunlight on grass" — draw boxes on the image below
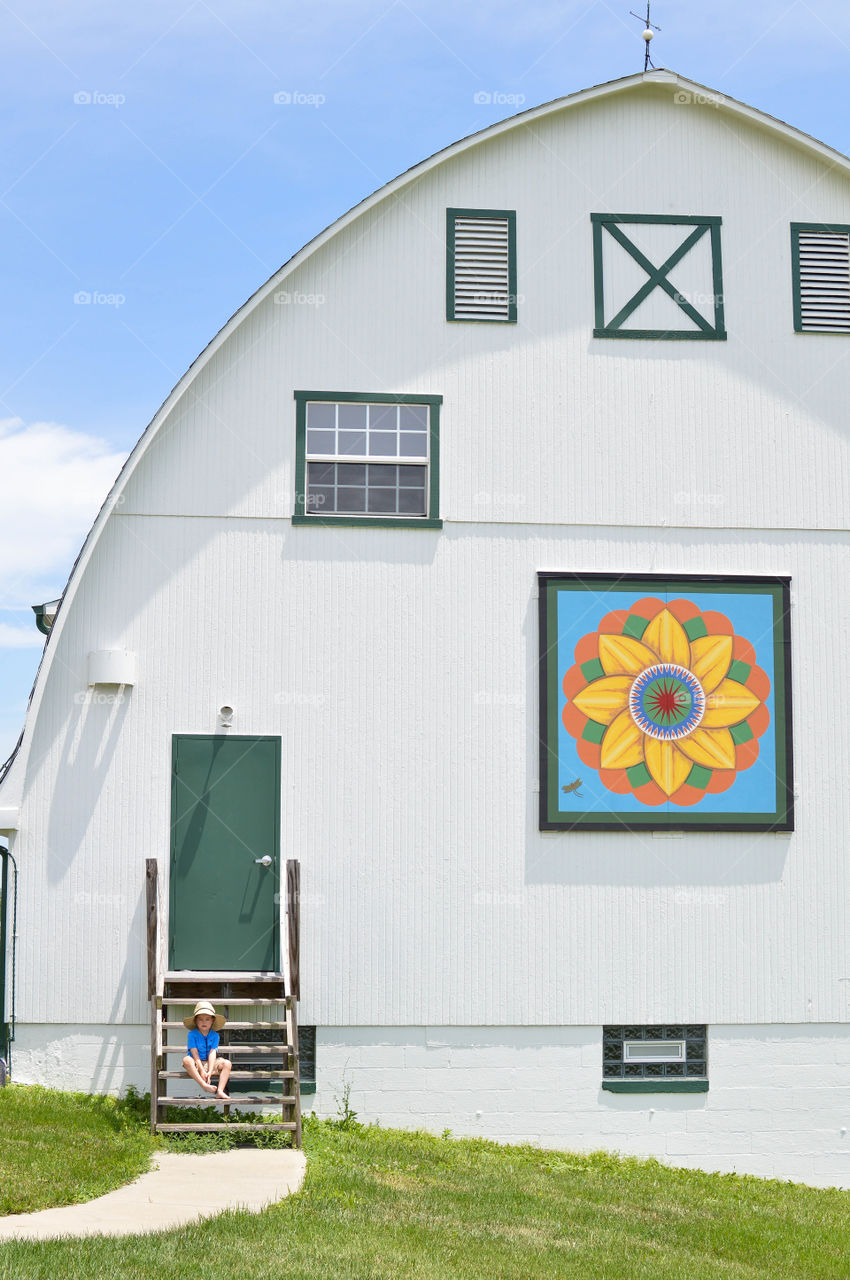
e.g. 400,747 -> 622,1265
0,1091 -> 848,1279
0,1084 -> 155,1215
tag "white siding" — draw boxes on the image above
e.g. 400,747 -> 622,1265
10,519 -> 849,1028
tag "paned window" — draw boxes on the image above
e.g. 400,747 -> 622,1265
791,223 -> 850,333
446,208 -> 517,322
293,392 -> 442,527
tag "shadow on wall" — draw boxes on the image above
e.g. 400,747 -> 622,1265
45,690 -> 131,888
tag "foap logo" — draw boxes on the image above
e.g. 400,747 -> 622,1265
273,90 -> 326,107
473,90 -> 525,107
673,491 -> 725,507
274,691 -> 326,707
74,690 -> 126,706
73,90 -> 126,108
473,690 -> 524,707
673,89 -> 724,109
73,290 -> 126,308
273,290 -> 325,307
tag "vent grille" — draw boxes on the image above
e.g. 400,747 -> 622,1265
452,216 -> 512,321
797,230 -> 850,332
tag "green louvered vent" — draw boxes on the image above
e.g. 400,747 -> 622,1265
797,230 -> 850,332
452,216 -> 512,320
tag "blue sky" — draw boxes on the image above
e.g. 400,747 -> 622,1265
1,0 -> 849,763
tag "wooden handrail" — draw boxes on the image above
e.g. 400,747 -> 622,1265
286,859 -> 300,1001
145,859 -> 159,1000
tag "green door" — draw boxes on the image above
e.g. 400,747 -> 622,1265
169,735 -> 280,971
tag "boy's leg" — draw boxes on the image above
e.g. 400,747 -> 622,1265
213,1057 -> 231,1097
183,1054 -> 216,1092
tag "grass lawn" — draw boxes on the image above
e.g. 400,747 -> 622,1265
1,1089 -> 848,1278
0,1084 -> 156,1215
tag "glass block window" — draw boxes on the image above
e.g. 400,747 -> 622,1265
294,393 -> 442,525
226,1023 -> 316,1093
603,1025 -> 707,1080
299,1025 -> 316,1085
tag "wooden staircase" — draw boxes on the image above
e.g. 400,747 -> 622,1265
146,861 -> 303,1145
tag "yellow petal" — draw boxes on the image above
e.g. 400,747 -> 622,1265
572,677 -> 632,725
599,710 -> 645,769
701,679 -> 761,728
644,739 -> 692,796
598,634 -> 657,676
677,728 -> 735,770
642,609 -> 690,666
689,635 -> 733,694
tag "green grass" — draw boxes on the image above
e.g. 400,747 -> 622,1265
1,1091 -> 848,1278
0,1084 -> 156,1215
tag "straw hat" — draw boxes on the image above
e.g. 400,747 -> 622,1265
182,1000 -> 226,1031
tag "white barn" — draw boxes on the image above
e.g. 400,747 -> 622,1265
1,68 -> 849,1183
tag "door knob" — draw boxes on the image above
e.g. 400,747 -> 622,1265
254,856 -> 273,867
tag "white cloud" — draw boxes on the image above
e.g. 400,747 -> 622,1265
0,622 -> 45,649
0,418 -> 127,626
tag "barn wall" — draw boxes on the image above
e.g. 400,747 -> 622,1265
11,521 -> 849,1027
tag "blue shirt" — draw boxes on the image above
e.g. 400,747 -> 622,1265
187,1028 -> 220,1062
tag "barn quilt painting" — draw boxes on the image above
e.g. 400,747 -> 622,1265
539,574 -> 793,831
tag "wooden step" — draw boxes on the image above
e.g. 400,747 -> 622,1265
156,1123 -> 297,1133
159,1070 -> 294,1080
158,1095 -> 294,1106
163,1044 -> 290,1055
164,971 -> 285,982
162,998 -> 286,1007
162,1021 -> 286,1030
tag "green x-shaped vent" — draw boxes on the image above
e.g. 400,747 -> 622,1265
592,214 -> 726,340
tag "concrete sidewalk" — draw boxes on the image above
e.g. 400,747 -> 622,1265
0,1148 -> 306,1240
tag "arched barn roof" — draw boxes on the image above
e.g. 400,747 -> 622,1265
2,66 -> 849,792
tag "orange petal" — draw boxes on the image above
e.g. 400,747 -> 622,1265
689,634 -> 733,693
642,608 -> 690,665
644,739 -> 692,797
598,634 -> 657,676
677,727 -> 736,770
599,710 -> 645,769
701,679 -> 761,727
571,676 -> 632,724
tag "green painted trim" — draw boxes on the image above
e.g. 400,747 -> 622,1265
593,329 -> 727,341
31,604 -> 54,636
590,214 -> 723,226
590,213 -> 726,340
292,516 -> 443,529
293,391 -> 442,526
295,391 -> 444,404
300,1081 -> 317,1094
446,208 -> 517,323
602,1079 -> 709,1093
790,222 -> 850,333
0,847 -> 7,1062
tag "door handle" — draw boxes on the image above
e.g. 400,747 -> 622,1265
254,856 -> 273,867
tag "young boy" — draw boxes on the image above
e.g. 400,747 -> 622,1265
182,1000 -> 232,1099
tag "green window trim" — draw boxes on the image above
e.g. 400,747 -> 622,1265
790,222 -> 850,334
446,208 -> 517,323
602,1080 -> 709,1094
293,390 -> 442,528
591,213 -> 726,341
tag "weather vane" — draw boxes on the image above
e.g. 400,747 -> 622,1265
631,3 -> 661,70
